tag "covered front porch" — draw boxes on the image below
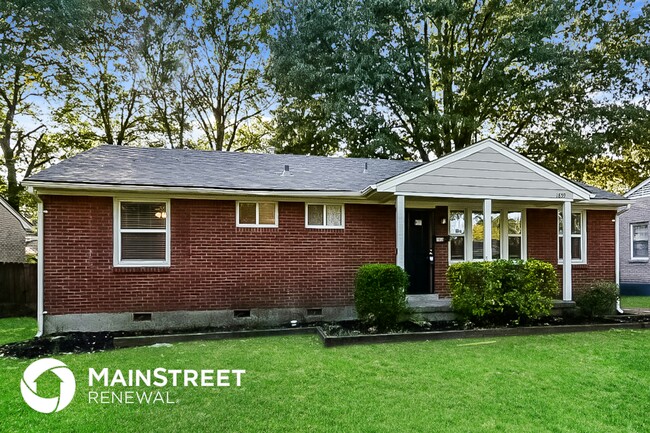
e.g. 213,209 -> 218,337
367,139 -> 596,302
394,197 -> 578,301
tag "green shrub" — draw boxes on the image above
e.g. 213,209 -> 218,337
575,281 -> 619,317
354,264 -> 410,331
448,259 -> 559,325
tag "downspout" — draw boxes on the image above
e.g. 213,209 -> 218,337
615,210 -> 623,314
36,196 -> 45,337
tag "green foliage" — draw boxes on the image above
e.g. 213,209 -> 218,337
269,0 -> 650,187
0,0 -> 97,210
575,281 -> 619,318
354,264 -> 410,331
448,260 -> 559,325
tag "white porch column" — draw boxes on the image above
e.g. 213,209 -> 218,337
483,199 -> 492,261
562,200 -> 572,301
396,195 -> 406,268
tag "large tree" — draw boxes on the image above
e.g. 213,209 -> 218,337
0,0 -> 94,210
56,0 -> 149,149
269,0 -> 649,180
187,0 -> 273,152
140,0 -> 194,149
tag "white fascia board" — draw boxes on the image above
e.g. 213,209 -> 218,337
393,191 -> 573,202
23,181 -> 367,200
624,177 -> 650,198
574,199 -> 631,207
375,138 -> 592,201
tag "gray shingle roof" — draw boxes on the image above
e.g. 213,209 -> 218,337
27,146 -> 421,192
570,180 -> 626,200
27,145 -> 624,201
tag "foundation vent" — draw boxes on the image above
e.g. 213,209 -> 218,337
234,310 -> 251,318
306,308 -> 323,317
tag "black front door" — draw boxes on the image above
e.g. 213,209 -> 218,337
405,209 -> 432,294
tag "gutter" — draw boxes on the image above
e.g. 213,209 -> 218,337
23,181 -> 365,199
36,199 -> 44,337
586,199 -> 631,207
614,211 -> 624,314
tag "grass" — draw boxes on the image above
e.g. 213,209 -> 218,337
0,317 -> 37,345
1,319 -> 650,433
620,296 -> 650,309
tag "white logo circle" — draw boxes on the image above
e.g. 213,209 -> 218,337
21,358 -> 76,413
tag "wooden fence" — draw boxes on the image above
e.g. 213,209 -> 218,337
0,262 -> 37,317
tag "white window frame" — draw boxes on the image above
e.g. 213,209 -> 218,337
448,209 -> 467,262
305,203 -> 345,229
505,211 -> 525,261
630,222 -> 649,261
449,207 -> 527,263
113,198 -> 171,267
236,201 -> 279,228
558,210 -> 587,265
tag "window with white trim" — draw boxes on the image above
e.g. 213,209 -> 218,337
449,208 -> 525,262
558,210 -> 586,263
507,211 -> 523,260
631,223 -> 649,260
115,200 -> 170,266
236,202 -> 278,227
449,210 -> 465,261
306,204 -> 344,228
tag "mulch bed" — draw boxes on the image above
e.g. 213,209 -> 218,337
2,315 -> 650,358
321,315 -> 650,337
0,332 -> 114,359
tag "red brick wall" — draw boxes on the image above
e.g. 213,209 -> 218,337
434,206 -> 450,297
527,208 -> 616,294
42,196 -> 396,315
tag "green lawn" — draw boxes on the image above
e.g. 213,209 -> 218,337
0,317 -> 37,345
620,296 -> 650,309
1,319 -> 650,433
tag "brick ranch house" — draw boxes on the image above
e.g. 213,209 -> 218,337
23,139 -> 627,335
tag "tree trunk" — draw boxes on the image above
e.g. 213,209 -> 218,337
1,105 -> 21,211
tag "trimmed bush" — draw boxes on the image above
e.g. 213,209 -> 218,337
354,264 -> 410,331
448,259 -> 559,325
575,281 -> 619,317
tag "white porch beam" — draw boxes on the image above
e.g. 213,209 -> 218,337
396,195 -> 405,268
483,199 -> 492,261
562,201 -> 572,301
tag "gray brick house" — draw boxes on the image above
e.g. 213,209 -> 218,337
0,197 -> 34,263
619,178 -> 650,295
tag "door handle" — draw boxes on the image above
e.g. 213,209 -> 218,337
428,249 -> 434,263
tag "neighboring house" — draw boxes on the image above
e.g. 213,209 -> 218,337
619,178 -> 650,295
0,196 -> 34,263
23,139 -> 627,335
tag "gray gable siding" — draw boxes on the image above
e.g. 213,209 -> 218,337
629,184 -> 650,199
395,147 -> 575,199
619,196 -> 650,284
0,205 -> 27,262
